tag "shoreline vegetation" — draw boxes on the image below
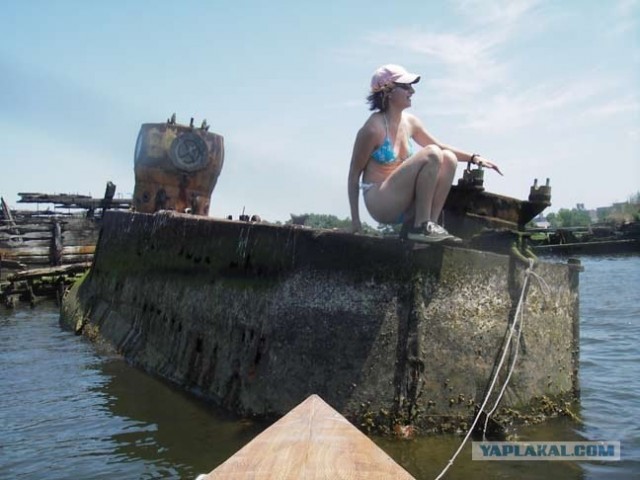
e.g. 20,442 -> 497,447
282,192 -> 640,236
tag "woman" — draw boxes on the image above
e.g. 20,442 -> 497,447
348,64 -> 502,242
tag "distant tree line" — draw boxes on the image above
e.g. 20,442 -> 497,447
289,192 -> 640,232
544,191 -> 639,228
285,213 -> 408,236
285,213 -> 379,235
545,209 -> 591,228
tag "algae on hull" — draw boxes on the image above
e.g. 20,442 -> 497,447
61,210 -> 580,435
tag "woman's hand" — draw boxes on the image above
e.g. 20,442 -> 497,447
476,156 -> 503,176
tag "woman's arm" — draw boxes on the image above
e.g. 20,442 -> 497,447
348,125 -> 377,232
406,113 -> 503,175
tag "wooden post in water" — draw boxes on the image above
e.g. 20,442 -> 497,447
99,181 -> 116,217
51,220 -> 62,266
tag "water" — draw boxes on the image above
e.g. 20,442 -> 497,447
0,308 -> 266,479
1,256 -> 638,479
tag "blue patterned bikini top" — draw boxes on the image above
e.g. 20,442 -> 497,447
371,114 -> 413,164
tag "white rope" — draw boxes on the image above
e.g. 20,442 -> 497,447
434,258 -> 548,480
481,261 -> 550,436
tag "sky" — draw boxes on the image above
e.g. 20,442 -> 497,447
1,0 -> 638,226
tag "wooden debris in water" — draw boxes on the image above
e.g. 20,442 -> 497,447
1,262 -> 90,308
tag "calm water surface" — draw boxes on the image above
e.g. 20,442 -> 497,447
1,256 -> 638,479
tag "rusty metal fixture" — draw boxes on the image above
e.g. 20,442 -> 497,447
529,178 -> 552,204
133,115 -> 224,215
457,162 -> 485,191
443,176 -> 552,239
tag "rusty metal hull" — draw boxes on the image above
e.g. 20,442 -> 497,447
443,185 -> 550,238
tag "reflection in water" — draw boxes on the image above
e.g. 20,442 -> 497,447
1,255 -> 638,479
99,360 -> 267,477
0,305 -> 266,480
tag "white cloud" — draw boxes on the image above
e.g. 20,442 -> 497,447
628,128 -> 640,140
451,0 -> 542,26
414,34 -> 506,97
332,1 -> 637,211
585,97 -> 640,119
362,0 -> 547,102
350,3 -> 638,140
325,99 -> 363,110
462,77 -> 619,133
612,0 -> 639,34
365,28 -> 508,97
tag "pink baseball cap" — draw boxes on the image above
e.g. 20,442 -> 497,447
370,64 -> 420,92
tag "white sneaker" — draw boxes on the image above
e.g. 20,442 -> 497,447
430,223 -> 462,243
407,222 -> 454,243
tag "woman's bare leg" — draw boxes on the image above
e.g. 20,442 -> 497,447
363,145 -> 444,225
429,149 -> 458,221
412,146 -> 443,226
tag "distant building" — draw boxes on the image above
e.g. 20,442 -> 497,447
596,200 -> 639,223
531,214 -> 550,229
596,206 -> 611,221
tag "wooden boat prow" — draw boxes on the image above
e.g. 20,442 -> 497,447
199,394 -> 415,480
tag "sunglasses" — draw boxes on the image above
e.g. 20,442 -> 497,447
394,84 -> 414,91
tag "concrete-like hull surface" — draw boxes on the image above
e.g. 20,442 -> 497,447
61,211 -> 580,433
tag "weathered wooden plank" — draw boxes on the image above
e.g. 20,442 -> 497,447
0,239 -> 51,248
1,197 -> 16,223
61,232 -> 99,245
0,248 -> 96,259
62,225 -> 99,234
1,206 -> 99,274
52,221 -> 62,265
1,198 -> 23,242
0,224 -> 54,233
0,232 -> 53,241
64,218 -> 98,226
62,230 -> 98,238
17,192 -> 92,204
61,246 -> 96,255
5,209 -> 58,216
0,246 -> 50,256
61,220 -> 99,230
17,192 -> 132,210
60,220 -> 101,242
62,231 -> 99,242
202,395 -> 415,480
60,254 -> 94,264
8,262 -> 91,281
3,217 -> 97,230
2,220 -> 54,228
0,253 -> 50,264
0,258 -> 27,269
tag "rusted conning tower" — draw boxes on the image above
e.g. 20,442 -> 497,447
133,114 -> 224,215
